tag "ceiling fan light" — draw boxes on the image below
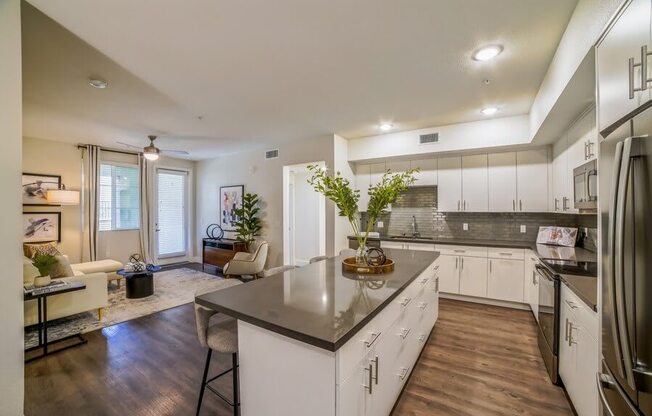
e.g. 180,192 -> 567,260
143,145 -> 160,161
144,152 -> 159,161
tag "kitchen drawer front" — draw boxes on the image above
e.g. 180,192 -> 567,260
487,247 -> 525,260
561,284 -> 598,340
435,244 -> 487,258
380,241 -> 405,250
405,242 -> 436,251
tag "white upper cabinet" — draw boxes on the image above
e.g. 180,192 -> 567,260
369,162 -> 386,189
461,154 -> 488,212
552,136 -> 571,212
597,0 -> 651,133
355,164 -> 370,212
516,149 -> 549,212
437,156 -> 462,212
488,152 -> 517,212
410,158 -> 437,186
387,160 -> 410,175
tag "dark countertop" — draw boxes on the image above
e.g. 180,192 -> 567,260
349,235 -> 598,310
195,249 -> 439,352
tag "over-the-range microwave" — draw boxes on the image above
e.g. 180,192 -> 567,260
573,159 -> 597,211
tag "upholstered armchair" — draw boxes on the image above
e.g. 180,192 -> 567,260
222,240 -> 269,279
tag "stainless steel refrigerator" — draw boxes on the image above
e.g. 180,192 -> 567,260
599,105 -> 652,416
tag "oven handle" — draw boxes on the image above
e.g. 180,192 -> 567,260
534,264 -> 554,282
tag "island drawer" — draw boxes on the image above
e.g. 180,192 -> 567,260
487,247 -> 525,260
435,244 -> 487,258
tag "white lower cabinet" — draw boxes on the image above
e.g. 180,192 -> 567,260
459,256 -> 487,297
524,252 -> 540,321
487,258 -> 524,302
436,254 -> 460,294
337,261 -> 439,416
559,284 -> 598,416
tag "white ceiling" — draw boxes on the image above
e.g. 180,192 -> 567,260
24,0 -> 578,160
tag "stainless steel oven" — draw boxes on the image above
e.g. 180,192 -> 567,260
573,159 -> 598,211
535,263 -> 560,384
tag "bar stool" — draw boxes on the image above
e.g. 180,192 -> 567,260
195,282 -> 242,416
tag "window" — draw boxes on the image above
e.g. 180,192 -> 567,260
99,163 -> 140,231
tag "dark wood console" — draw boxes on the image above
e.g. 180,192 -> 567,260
202,238 -> 247,271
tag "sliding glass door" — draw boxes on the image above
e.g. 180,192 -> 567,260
155,169 -> 188,260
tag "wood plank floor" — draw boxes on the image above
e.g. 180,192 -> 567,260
392,299 -> 572,416
25,279 -> 571,415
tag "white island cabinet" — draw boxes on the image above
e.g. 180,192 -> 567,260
196,249 -> 439,416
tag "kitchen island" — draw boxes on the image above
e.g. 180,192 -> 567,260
196,248 -> 440,416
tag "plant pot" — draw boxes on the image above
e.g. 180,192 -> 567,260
33,275 -> 51,287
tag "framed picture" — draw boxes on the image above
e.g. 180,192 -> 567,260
22,173 -> 61,206
220,185 -> 244,231
23,212 -> 61,243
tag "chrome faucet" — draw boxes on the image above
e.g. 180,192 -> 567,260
411,215 -> 420,238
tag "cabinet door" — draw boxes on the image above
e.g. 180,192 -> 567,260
527,256 -> 540,320
558,301 -> 574,390
487,259 -> 524,302
367,334 -> 399,416
411,158 -> 437,186
380,241 -> 405,250
337,360 -> 369,416
488,152 -> 517,212
461,154 -> 488,212
572,325 -> 599,416
369,162 -> 386,190
516,149 -> 549,212
552,137 -> 569,212
437,156 -> 462,212
597,0 -> 651,133
405,242 -> 436,252
355,164 -> 370,212
459,256 -> 488,298
435,254 -> 459,294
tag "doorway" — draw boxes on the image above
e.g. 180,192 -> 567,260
283,162 -> 326,266
155,168 -> 189,262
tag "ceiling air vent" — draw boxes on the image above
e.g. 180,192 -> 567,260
265,149 -> 279,159
419,133 -> 439,144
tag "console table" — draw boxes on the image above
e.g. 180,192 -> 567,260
202,238 -> 247,271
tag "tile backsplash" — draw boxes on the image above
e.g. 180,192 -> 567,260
361,186 -> 597,243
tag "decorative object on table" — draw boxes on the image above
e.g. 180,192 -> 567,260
536,226 -> 579,247
31,253 -> 58,287
364,247 -> 387,266
307,164 -> 417,268
233,193 -> 262,247
129,253 -> 143,263
220,185 -> 244,231
205,223 -> 225,240
22,212 -> 61,243
22,173 -> 61,205
342,256 -> 395,274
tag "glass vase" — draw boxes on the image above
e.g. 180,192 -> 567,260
356,244 -> 368,265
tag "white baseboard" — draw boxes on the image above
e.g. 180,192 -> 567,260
440,292 -> 531,311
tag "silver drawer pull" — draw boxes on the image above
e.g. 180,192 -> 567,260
453,249 -> 465,253
565,299 -> 578,309
364,364 -> 373,394
499,252 -> 513,256
434,277 -> 439,292
433,265 -> 440,270
399,327 -> 411,339
418,334 -> 426,342
419,302 -> 428,310
398,366 -> 410,380
399,297 -> 412,307
364,331 -> 381,348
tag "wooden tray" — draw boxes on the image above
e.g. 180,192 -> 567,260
341,257 -> 395,274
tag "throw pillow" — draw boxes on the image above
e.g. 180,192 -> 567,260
23,256 -> 39,286
23,242 -> 60,259
49,254 -> 74,279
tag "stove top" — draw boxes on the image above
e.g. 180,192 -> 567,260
541,259 -> 597,277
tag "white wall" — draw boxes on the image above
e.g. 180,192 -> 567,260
196,135 -> 335,268
0,0 -> 24,414
292,171 -> 320,265
529,0 -> 622,139
347,115 -> 530,162
333,134 -> 355,254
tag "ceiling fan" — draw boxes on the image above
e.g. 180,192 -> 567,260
117,135 -> 189,161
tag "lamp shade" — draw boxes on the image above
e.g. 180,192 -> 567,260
47,189 -> 80,205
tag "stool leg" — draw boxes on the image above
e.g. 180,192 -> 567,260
196,349 -> 212,416
232,352 -> 239,416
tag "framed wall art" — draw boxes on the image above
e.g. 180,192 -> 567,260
23,212 -> 61,243
219,185 -> 244,231
22,173 -> 61,206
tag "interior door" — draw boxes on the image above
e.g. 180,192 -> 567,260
155,169 -> 188,261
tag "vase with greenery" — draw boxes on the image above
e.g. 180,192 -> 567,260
234,192 -> 263,247
32,253 -> 58,287
307,165 -> 418,264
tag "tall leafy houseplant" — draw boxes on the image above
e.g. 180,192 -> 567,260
234,193 -> 262,246
307,165 -> 418,262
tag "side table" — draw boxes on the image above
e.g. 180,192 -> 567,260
117,265 -> 161,299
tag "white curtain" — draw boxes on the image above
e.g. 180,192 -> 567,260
139,155 -> 154,263
82,145 -> 101,261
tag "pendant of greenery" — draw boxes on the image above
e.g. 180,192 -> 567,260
234,192 -> 263,245
32,253 -> 58,277
307,165 -> 418,252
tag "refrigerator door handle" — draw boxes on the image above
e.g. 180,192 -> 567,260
597,373 -> 617,416
614,137 -> 637,390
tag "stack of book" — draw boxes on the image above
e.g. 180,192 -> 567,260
24,280 -> 68,296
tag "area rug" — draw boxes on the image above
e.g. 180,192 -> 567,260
25,267 -> 233,349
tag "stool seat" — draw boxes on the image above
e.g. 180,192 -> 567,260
206,318 -> 238,353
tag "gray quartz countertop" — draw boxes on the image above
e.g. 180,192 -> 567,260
195,249 -> 439,351
560,274 -> 597,312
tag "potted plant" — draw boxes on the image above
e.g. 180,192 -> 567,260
31,253 -> 58,287
234,192 -> 263,248
307,165 -> 417,264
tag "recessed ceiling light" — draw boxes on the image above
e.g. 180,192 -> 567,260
89,78 -> 108,89
472,45 -> 503,61
481,107 -> 499,115
379,123 -> 394,132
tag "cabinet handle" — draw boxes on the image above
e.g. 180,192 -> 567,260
463,200 -> 467,211
365,331 -> 381,348
564,318 -> 570,342
453,249 -> 465,253
584,141 -> 589,160
399,327 -> 411,339
532,270 -> 537,285
399,297 -> 412,307
398,366 -> 410,380
420,277 -> 429,284
455,257 -> 458,269
372,356 -> 379,385
489,259 -> 492,273
568,323 -> 578,346
419,302 -> 428,310
499,252 -> 513,256
629,45 -> 651,99
519,199 -> 522,211
434,277 -> 439,293
433,265 -> 440,270
562,197 -> 569,211
513,200 -> 516,211
588,141 -> 594,159
554,198 -> 559,211
457,200 -> 461,211
564,299 -> 578,310
418,334 -> 426,342
365,364 -> 373,394
461,257 -> 464,270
